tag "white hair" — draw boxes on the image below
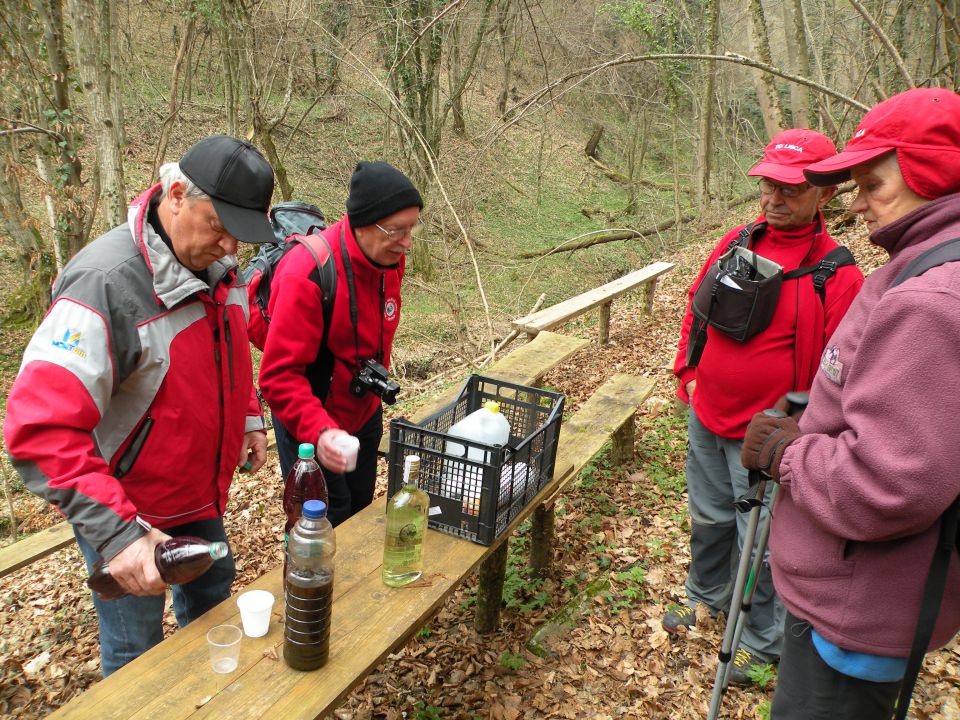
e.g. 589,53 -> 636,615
158,162 -> 210,201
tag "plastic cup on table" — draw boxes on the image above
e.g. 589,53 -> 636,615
236,590 -> 275,638
207,624 -> 242,673
332,434 -> 360,472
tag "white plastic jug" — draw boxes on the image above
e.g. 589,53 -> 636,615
445,400 -> 511,461
441,401 -> 512,502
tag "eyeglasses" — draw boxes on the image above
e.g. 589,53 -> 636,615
758,179 -> 811,198
374,217 -> 422,239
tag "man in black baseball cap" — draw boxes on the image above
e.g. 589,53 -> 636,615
179,134 -> 275,245
3,135 -> 274,676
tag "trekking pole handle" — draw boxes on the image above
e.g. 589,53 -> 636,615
784,391 -> 809,416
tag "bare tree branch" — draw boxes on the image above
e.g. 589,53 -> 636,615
847,0 -> 915,89
504,52 -> 870,129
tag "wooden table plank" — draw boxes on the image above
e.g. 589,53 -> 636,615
50,457 -> 573,720
50,331 -> 595,720
0,521 -> 74,578
512,262 -> 674,335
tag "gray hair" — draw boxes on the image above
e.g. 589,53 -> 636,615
158,162 -> 210,202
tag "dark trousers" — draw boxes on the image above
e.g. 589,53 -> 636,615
772,611 -> 901,719
274,406 -> 383,527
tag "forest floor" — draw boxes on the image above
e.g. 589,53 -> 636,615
2,214 -> 959,719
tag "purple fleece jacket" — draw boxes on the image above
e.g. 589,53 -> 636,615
771,193 -> 960,656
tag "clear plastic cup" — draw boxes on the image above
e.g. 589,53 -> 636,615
332,434 -> 360,472
207,624 -> 242,673
236,590 -> 275,638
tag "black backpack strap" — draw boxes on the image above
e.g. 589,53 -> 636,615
892,236 -> 960,287
783,246 -> 856,305
889,236 -> 960,719
726,221 -> 766,252
894,494 -> 960,720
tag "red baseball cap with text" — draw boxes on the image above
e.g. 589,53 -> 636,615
804,88 -> 960,199
747,128 -> 837,185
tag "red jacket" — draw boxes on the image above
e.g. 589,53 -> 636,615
259,216 -> 403,443
674,214 -> 864,438
3,186 -> 263,560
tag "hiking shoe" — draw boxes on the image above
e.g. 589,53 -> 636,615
661,604 -> 697,633
728,648 -> 770,686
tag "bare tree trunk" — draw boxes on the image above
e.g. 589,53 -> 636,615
695,0 -> 719,209
495,0 -> 520,115
0,144 -> 48,318
67,0 -> 127,226
748,0 -> 786,138
100,0 -> 126,147
152,14 -> 197,181
934,0 -> 960,86
32,0 -> 86,260
789,0 -> 811,127
449,22 -> 466,137
219,0 -> 238,136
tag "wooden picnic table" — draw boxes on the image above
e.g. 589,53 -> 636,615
47,330 -> 655,720
47,469 -> 567,720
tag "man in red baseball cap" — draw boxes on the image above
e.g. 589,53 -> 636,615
666,128 -> 864,685
741,88 -> 960,719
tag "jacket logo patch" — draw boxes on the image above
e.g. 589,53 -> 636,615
51,328 -> 88,359
384,297 -> 398,322
820,345 -> 843,384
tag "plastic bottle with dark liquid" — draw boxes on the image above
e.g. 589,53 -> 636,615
87,536 -> 229,600
283,442 -> 328,579
284,499 -> 336,671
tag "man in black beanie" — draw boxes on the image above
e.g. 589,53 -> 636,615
260,161 -> 423,526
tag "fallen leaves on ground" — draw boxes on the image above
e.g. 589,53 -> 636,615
1,220 -> 956,719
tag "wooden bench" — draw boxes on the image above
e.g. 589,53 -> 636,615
48,372 -> 654,719
0,517 -> 74,579
0,331 -> 589,580
512,261 -> 674,344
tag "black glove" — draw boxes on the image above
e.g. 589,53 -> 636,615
741,412 -> 801,482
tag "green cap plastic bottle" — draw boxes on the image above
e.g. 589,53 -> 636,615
298,443 -> 315,459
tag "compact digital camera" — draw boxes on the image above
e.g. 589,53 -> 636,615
349,359 -> 401,405
721,253 -> 760,281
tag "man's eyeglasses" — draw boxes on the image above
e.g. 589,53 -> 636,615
757,179 -> 811,198
374,217 -> 422,239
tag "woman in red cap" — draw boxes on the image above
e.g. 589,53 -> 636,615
741,87 -> 960,718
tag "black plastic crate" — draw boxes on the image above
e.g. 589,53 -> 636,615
387,375 -> 565,545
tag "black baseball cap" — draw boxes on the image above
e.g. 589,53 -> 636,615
179,135 -> 275,244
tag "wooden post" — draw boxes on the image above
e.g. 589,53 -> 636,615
475,540 -> 508,633
611,413 -> 636,465
643,278 -> 659,314
598,301 -> 611,345
529,502 -> 555,576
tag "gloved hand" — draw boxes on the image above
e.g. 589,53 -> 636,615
741,412 -> 802,481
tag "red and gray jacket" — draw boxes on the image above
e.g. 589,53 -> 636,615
3,185 -> 263,561
259,216 -> 403,443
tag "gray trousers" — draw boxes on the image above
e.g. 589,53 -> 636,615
683,408 -> 784,661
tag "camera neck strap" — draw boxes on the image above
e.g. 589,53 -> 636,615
340,224 -> 385,370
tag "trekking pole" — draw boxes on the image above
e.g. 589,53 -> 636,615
706,393 -> 808,720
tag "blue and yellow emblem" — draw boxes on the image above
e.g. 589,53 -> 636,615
52,328 -> 88,359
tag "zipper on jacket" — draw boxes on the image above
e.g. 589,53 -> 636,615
114,413 -> 154,479
212,315 -> 226,516
223,306 -> 235,391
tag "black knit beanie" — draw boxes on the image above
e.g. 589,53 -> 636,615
345,161 -> 423,228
